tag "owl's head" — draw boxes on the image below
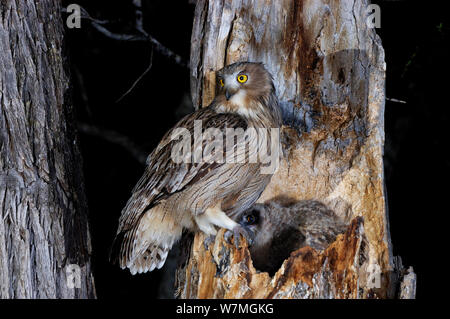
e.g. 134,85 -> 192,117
238,202 -> 299,275
238,203 -> 269,242
215,62 -> 282,124
237,201 -> 299,248
216,62 -> 274,102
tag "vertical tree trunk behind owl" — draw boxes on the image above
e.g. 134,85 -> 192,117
176,0 -> 415,299
0,1 -> 95,298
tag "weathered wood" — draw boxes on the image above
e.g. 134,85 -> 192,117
0,1 -> 95,298
399,267 -> 417,299
176,218 -> 366,298
178,0 -> 415,299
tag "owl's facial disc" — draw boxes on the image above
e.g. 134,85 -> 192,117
221,71 -> 248,101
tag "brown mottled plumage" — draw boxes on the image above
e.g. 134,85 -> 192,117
238,200 -> 347,274
111,62 -> 282,274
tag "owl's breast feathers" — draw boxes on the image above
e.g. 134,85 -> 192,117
111,103 -> 279,270
116,107 -> 247,232
213,87 -> 282,129
117,101 -> 280,231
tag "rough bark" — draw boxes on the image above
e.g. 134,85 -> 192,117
177,0 -> 415,299
0,1 -> 95,298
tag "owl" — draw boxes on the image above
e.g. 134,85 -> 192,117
238,200 -> 347,274
111,62 -> 282,274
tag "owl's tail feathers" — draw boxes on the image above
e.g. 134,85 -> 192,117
127,244 -> 170,274
109,211 -> 182,275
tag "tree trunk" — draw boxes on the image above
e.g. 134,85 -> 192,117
176,0 -> 415,299
0,1 -> 95,298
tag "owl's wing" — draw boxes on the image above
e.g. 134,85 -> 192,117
116,107 -> 248,233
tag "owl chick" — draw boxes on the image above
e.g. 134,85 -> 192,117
238,200 -> 347,274
111,62 -> 282,274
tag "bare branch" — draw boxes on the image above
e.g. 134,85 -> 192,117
133,0 -> 145,34
74,5 -> 188,68
77,123 -> 148,165
145,33 -> 188,67
90,22 -> 146,41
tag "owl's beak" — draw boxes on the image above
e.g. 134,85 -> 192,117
225,88 -> 235,101
225,89 -> 233,100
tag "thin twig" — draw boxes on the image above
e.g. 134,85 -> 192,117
386,97 -> 407,104
61,6 -> 109,25
116,47 -> 153,103
77,122 -> 148,165
114,1 -> 152,102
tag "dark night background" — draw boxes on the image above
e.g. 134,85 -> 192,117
61,0 -> 449,299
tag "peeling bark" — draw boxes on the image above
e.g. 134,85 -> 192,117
0,1 -> 95,298
178,0 -> 415,299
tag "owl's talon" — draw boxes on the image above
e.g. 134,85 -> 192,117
203,234 -> 216,250
224,230 -> 233,244
225,225 -> 253,249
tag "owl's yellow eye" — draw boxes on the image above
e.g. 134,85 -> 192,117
219,79 -> 224,87
237,74 -> 248,83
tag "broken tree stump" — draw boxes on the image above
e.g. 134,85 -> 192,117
176,218 -> 367,298
176,0 -> 416,299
